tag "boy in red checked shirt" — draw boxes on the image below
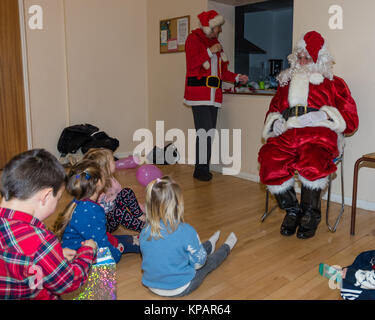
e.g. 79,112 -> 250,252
0,149 -> 97,300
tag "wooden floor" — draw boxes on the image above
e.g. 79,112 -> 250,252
44,164 -> 375,300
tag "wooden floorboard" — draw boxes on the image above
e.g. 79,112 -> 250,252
44,164 -> 375,300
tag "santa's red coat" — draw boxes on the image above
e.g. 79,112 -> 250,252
258,73 -> 359,187
184,29 -> 238,107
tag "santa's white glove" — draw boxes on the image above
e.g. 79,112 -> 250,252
297,111 -> 328,126
272,119 -> 287,136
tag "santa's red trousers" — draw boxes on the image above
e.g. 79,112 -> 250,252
258,127 -> 339,186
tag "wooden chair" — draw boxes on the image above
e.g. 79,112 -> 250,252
261,152 -> 345,233
350,152 -> 375,235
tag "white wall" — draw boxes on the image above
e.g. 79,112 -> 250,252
147,0 -> 208,155
23,0 -> 69,155
23,0 -> 148,158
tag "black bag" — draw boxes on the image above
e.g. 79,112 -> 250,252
57,124 -> 99,156
81,131 -> 119,154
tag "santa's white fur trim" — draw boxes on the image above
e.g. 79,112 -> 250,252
299,174 -> 329,191
296,39 -> 307,50
221,52 -> 228,62
262,112 -> 284,141
320,106 -> 347,133
200,15 -> 225,36
267,177 -> 295,195
309,73 -> 324,85
202,61 -> 210,70
337,133 -> 345,155
209,15 -> 225,29
288,73 -> 309,106
286,106 -> 346,133
277,35 -> 334,87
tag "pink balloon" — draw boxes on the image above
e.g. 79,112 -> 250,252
136,164 -> 163,187
115,156 -> 140,169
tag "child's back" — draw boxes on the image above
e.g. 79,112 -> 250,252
139,176 -> 237,297
0,149 -> 96,300
140,221 -> 206,290
61,198 -> 122,263
0,208 -> 94,299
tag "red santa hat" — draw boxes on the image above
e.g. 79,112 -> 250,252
277,31 -> 334,86
295,31 -> 326,63
198,10 -> 225,36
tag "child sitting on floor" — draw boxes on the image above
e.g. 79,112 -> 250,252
0,149 -> 97,300
140,176 -> 238,297
53,159 -> 140,263
83,148 -> 146,232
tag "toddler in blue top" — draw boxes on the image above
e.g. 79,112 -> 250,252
140,176 -> 237,297
53,159 -> 140,263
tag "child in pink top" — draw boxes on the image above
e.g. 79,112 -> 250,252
84,149 -> 146,232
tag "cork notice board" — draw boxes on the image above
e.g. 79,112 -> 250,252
160,15 -> 190,54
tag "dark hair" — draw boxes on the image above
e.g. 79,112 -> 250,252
0,149 -> 66,201
65,159 -> 102,200
53,159 -> 103,239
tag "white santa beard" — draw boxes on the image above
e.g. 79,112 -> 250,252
277,48 -> 333,87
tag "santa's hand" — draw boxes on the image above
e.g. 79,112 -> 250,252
272,119 -> 287,136
297,111 -> 328,126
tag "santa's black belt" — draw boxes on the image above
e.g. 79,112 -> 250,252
187,76 -> 222,89
282,106 -> 319,121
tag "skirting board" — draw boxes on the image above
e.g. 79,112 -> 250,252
210,164 -> 375,212
115,154 -> 375,212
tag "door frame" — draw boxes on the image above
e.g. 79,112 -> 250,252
18,0 -> 33,150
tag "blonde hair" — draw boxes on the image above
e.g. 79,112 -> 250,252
53,159 -> 103,240
145,176 -> 184,240
82,148 -> 114,193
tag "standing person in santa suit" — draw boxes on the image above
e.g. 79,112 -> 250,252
258,31 -> 359,239
184,10 -> 248,181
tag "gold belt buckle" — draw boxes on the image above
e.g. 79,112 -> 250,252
295,104 -> 307,117
206,76 -> 220,89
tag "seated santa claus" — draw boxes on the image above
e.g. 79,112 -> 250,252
258,31 -> 359,239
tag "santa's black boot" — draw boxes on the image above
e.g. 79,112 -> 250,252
273,187 -> 302,236
297,186 -> 322,239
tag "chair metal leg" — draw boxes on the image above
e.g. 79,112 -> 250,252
326,157 -> 345,232
261,189 -> 278,222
